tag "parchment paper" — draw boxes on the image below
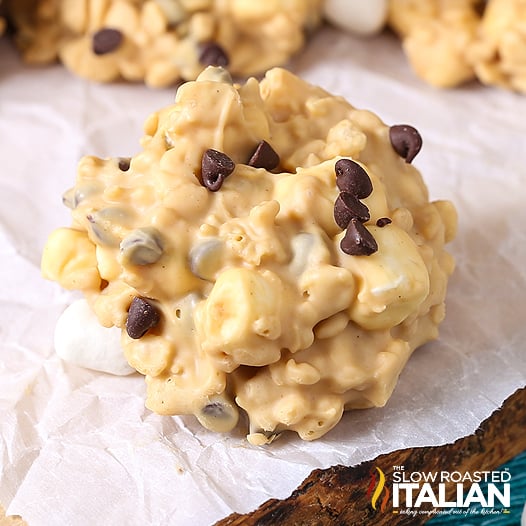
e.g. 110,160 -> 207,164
1,25 -> 525,526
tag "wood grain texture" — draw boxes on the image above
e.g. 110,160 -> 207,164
215,387 -> 526,526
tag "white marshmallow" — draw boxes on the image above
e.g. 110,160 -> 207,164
54,299 -> 135,376
323,0 -> 388,36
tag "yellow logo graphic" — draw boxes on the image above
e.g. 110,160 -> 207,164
367,467 -> 390,512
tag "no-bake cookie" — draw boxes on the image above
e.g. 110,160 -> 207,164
41,67 -> 457,444
388,0 -> 481,88
6,0 -> 322,87
468,0 -> 526,93
387,0 -> 526,93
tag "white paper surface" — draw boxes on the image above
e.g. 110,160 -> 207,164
1,26 -> 525,526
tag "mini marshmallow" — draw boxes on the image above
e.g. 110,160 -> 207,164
324,0 -> 388,36
54,299 -> 135,376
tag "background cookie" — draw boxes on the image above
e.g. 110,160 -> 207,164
387,0 -> 482,88
6,0 -> 323,87
387,0 -> 526,93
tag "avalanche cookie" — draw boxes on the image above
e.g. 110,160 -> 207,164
468,0 -> 526,93
387,0 -> 526,93
6,0 -> 322,87
41,67 -> 457,444
387,0 -> 482,88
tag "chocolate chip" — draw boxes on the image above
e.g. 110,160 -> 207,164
335,159 -> 373,199
248,140 -> 280,170
87,207 -> 131,247
189,239 -> 223,280
201,148 -> 235,191
389,124 -> 423,164
62,188 -> 76,209
199,42 -> 229,67
201,401 -> 229,418
120,227 -> 163,265
118,157 -> 131,171
340,218 -> 378,256
334,192 -> 370,229
126,297 -> 160,339
92,28 -> 123,55
196,394 -> 239,432
376,217 -> 392,227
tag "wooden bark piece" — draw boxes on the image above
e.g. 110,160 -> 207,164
215,387 -> 526,525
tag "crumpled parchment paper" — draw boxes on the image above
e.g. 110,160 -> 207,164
1,25 -> 525,526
